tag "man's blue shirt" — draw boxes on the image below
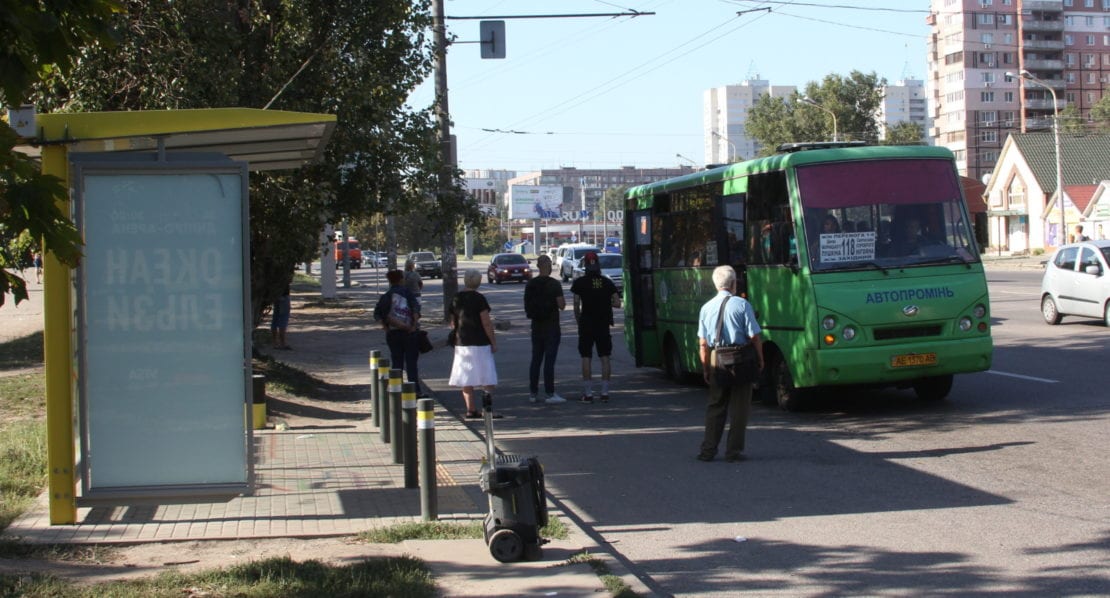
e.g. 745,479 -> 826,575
698,290 -> 761,347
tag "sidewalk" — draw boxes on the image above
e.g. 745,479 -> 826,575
0,281 -> 633,596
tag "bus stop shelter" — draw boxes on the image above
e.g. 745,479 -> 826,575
30,108 -> 336,524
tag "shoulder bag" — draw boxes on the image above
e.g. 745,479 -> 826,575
710,296 -> 758,386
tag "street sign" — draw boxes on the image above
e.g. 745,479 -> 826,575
480,21 -> 506,59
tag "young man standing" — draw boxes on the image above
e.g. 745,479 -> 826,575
571,252 -> 621,403
523,255 -> 567,404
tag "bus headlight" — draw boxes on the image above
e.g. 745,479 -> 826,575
958,317 -> 973,332
973,304 -> 987,319
822,316 -> 837,330
842,326 -> 857,341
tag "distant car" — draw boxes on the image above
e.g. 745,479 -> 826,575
555,243 -> 600,282
603,237 -> 621,254
572,253 -> 623,291
364,251 -> 388,268
408,251 -> 442,278
334,239 -> 362,269
1040,239 -> 1110,326
486,253 -> 533,284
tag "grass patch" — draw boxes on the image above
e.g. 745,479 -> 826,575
252,353 -> 334,401
0,419 -> 47,531
292,272 -> 320,288
0,540 -> 116,563
0,371 -> 45,422
567,551 -> 639,597
0,555 -> 436,597
0,332 -> 44,371
357,516 -> 567,544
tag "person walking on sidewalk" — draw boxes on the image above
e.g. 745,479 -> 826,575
403,259 -> 424,313
270,284 -> 292,350
696,265 -> 763,463
448,269 -> 500,419
524,254 -> 567,405
571,251 -> 621,403
374,269 -> 422,389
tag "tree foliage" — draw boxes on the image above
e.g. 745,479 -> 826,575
0,0 -> 120,306
882,121 -> 925,146
1092,92 -> 1110,133
28,0 -> 476,326
746,70 -> 886,156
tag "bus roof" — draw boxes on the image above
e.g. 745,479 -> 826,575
626,144 -> 956,201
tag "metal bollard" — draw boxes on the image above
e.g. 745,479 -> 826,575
402,382 -> 418,488
378,359 -> 392,444
390,369 -> 403,464
418,398 -> 437,520
369,350 -> 380,425
376,357 -> 391,431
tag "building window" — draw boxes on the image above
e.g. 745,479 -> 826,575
980,111 -> 997,124
1007,178 -> 1025,208
979,14 -> 994,25
999,15 -> 1012,25
981,91 -> 995,102
1065,34 -> 1073,46
982,130 -> 998,143
1004,91 -> 1014,102
1067,72 -> 1077,83
1066,53 -> 1076,66
1087,35 -> 1095,46
1088,73 -> 1097,84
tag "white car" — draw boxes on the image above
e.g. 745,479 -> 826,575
555,243 -> 600,282
1040,239 -> 1110,326
572,253 -> 623,291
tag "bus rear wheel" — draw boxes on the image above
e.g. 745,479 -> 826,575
913,374 -> 953,401
773,358 -> 805,411
663,336 -> 686,383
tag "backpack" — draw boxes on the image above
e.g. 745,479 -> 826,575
375,289 -> 413,328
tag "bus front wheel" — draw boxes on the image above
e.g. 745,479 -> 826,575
913,374 -> 953,401
773,358 -> 805,411
663,337 -> 686,383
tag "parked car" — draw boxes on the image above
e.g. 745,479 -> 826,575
603,237 -> 621,254
572,252 -> 623,291
486,253 -> 533,284
1040,239 -> 1110,326
555,243 -> 600,282
408,251 -> 442,278
334,239 -> 362,269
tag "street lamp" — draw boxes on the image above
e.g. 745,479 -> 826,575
1008,69 -> 1065,247
801,97 -> 838,142
676,153 -> 698,167
711,131 -> 737,163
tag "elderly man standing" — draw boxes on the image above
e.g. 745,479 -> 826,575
696,265 -> 764,463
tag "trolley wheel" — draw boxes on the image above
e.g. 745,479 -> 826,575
489,529 -> 525,563
773,358 -> 805,412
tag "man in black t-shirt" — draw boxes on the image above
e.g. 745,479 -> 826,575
571,252 -> 621,403
523,255 -> 567,404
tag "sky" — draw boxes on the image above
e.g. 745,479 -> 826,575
406,0 -> 932,173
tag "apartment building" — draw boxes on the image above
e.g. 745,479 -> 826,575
703,79 -> 796,164
879,79 -> 932,141
927,0 -> 1110,181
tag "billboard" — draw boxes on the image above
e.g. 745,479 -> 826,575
509,184 -> 563,219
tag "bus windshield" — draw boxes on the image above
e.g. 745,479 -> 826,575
796,159 -> 978,272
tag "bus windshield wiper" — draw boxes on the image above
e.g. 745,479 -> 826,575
908,255 -> 972,269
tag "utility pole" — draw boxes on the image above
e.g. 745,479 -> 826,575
433,0 -> 458,323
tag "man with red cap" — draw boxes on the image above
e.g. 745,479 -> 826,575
571,251 -> 621,403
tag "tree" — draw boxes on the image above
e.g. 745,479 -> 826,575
746,70 -> 886,156
1088,92 -> 1110,133
30,1 -> 474,326
882,122 -> 925,146
1059,104 -> 1085,135
0,0 -> 120,306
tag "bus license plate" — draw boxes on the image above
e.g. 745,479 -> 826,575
891,353 -> 937,368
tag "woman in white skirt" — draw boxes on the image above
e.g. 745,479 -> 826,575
448,269 -> 499,418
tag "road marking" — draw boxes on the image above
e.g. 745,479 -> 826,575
986,370 -> 1058,383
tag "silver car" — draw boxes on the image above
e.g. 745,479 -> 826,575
1040,239 -> 1110,326
572,253 -> 624,291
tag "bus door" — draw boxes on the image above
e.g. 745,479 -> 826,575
628,208 -> 655,367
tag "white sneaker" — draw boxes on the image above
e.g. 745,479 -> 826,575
544,393 -> 567,404
529,395 -> 539,403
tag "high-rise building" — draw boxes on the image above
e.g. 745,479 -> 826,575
703,79 -> 796,164
927,0 -> 1110,181
879,79 -> 931,141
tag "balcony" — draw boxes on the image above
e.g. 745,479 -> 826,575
1020,78 -> 1066,90
1025,117 -> 1054,130
1023,59 -> 1063,70
1022,39 -> 1064,51
1022,0 -> 1063,11
1025,98 -> 1066,110
1021,20 -> 1064,32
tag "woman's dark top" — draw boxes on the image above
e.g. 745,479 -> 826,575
451,290 -> 491,346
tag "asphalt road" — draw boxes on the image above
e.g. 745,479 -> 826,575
336,263 -> 1110,596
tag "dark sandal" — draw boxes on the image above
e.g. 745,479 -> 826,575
465,411 -> 481,419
